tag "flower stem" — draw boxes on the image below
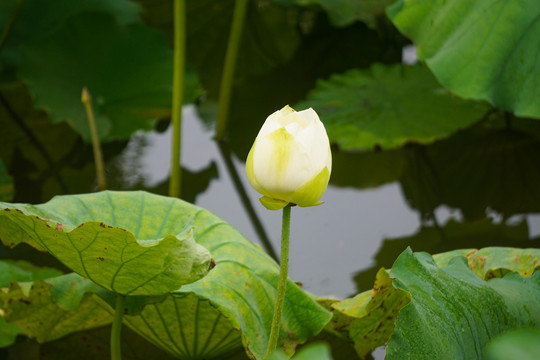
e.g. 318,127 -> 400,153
215,0 -> 249,140
169,0 -> 186,198
264,205 -> 291,359
81,87 -> 107,191
111,294 -> 125,360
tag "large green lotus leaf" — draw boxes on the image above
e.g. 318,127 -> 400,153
109,293 -> 245,359
319,268 -> 411,359
296,64 -> 488,150
0,260 -> 62,347
0,273 -> 112,343
433,248 -> 540,279
269,342 -> 333,360
18,11 -> 201,141
387,0 -> 540,118
385,249 -> 540,359
0,191 -> 212,295
1,191 -> 330,358
0,161 -> 13,202
272,0 -> 394,28
135,0 -> 300,97
0,316 -> 23,348
399,118 -> 540,220
36,325 -> 178,360
485,328 -> 540,360
353,219 -> 539,292
0,260 -> 62,288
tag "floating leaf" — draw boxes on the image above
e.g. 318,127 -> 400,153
485,328 -> 540,360
387,0 -> 540,118
297,64 -> 488,150
433,247 -> 540,279
18,11 -> 201,141
1,191 -> 330,358
273,0 -> 394,28
385,249 -> 540,359
321,268 -> 411,359
0,273 -> 112,343
0,191 -> 212,296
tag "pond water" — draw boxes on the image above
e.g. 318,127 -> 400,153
3,100 -> 540,360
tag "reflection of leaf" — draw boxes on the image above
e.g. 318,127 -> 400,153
433,247 -> 540,279
0,161 -> 13,202
386,249 -> 540,359
0,273 -> 112,343
297,64 -> 488,150
222,20 -> 404,158
0,191 -> 212,295
273,0 -> 394,28
19,12 -> 201,141
400,121 -> 540,219
485,328 -> 540,360
0,82 -> 81,199
387,0 -> 540,118
354,219 -> 539,293
136,0 -> 300,96
330,148 -> 405,189
320,269 -> 411,359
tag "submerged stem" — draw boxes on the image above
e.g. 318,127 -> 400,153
111,294 -> 125,360
81,87 -> 107,191
169,0 -> 186,198
215,0 -> 249,140
0,0 -> 24,56
264,205 -> 291,359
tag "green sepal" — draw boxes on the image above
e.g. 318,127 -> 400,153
291,166 -> 330,207
259,196 -> 289,211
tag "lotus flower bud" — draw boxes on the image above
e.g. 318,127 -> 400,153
246,105 -> 332,210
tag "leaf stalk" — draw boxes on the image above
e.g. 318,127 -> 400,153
81,87 -> 107,191
111,294 -> 125,360
169,0 -> 186,198
215,0 -> 249,140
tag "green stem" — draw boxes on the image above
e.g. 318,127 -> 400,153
264,205 -> 291,359
111,294 -> 125,360
81,87 -> 107,191
169,0 -> 186,198
215,0 -> 249,140
0,0 -> 24,56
